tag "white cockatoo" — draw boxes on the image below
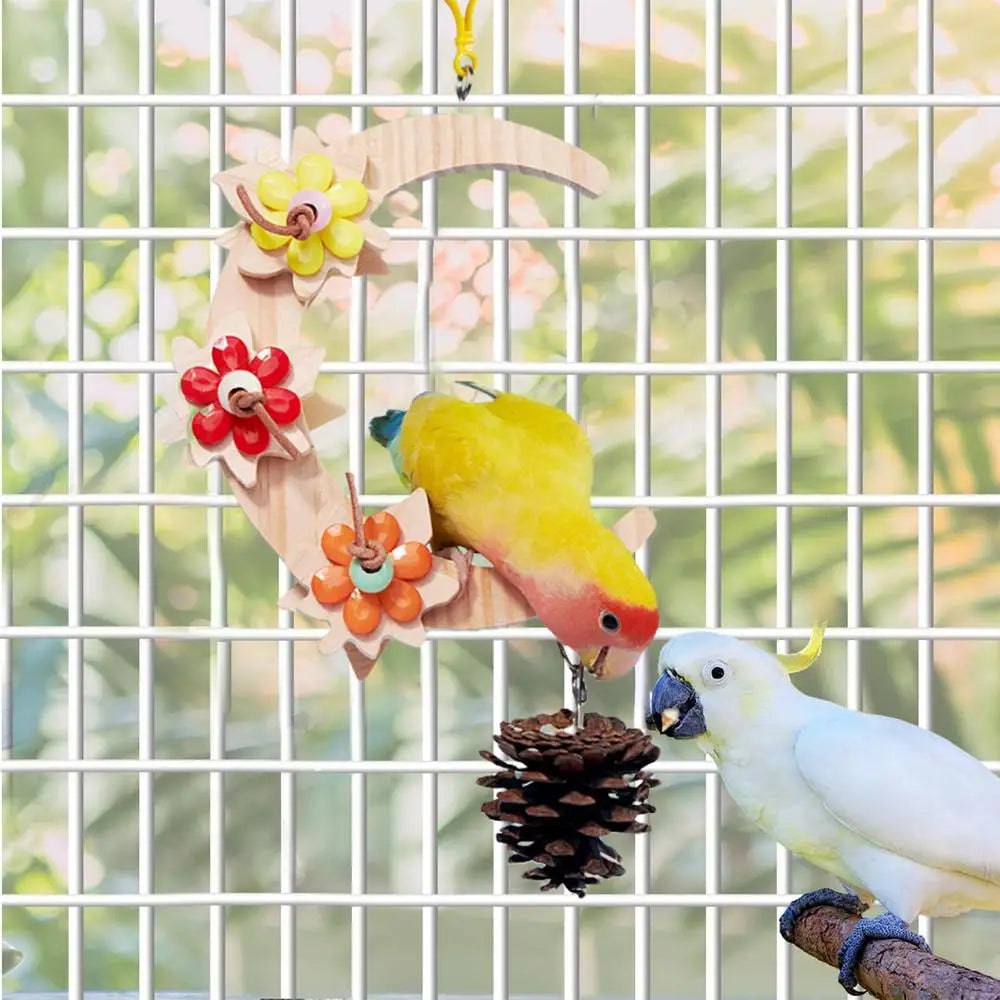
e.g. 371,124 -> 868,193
645,626 -> 1000,995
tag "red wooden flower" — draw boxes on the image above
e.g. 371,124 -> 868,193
310,511 -> 434,638
179,335 -> 302,456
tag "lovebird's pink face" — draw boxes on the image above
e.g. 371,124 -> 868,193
534,587 -> 660,679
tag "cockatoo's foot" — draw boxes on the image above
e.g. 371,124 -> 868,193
436,545 -> 475,594
836,913 -> 930,995
779,888 -> 867,943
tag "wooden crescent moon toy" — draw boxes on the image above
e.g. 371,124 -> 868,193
161,114 -> 655,678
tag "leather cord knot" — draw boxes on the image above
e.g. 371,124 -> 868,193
345,472 -> 388,571
226,387 -> 301,459
235,183 -> 317,241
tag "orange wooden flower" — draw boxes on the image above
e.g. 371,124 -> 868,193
280,479 -> 461,677
310,511 -> 433,638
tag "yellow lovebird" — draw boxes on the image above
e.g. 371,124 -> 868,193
369,385 -> 659,678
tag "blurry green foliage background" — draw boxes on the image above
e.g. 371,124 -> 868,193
3,0 -> 1000,997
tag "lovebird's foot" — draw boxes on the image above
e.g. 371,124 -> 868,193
779,888 -> 867,943
437,545 -> 475,594
836,913 -> 930,995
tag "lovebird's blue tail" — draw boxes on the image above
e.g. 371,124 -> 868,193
369,408 -> 407,480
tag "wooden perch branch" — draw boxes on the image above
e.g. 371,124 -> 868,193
789,905 -> 1000,1000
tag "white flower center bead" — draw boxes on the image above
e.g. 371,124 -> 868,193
288,189 -> 332,234
218,370 -> 264,413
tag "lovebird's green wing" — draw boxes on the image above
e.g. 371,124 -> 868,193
794,712 -> 1000,884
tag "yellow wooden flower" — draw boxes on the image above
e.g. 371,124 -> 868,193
213,126 -> 391,302
249,152 -> 371,277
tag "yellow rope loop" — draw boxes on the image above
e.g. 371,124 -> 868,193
443,0 -> 478,98
453,27 -> 478,76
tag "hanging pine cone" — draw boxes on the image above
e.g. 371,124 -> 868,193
477,708 -> 661,897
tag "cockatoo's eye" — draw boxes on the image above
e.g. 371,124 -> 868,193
599,610 -> 621,633
702,659 -> 730,686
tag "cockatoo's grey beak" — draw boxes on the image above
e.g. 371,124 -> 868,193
645,670 -> 706,739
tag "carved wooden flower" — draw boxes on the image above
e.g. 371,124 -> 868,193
213,126 -> 390,303
161,313 -> 323,488
181,337 -> 301,457
310,514 -> 434,637
282,484 -> 460,666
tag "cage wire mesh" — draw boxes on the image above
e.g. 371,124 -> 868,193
2,0 -> 1000,998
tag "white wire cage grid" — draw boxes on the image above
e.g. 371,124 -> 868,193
1,0 -> 996,998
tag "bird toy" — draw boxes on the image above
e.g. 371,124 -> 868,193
478,696 -> 660,897
162,115 -> 625,678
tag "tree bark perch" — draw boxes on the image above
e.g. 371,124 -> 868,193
789,905 -> 1000,999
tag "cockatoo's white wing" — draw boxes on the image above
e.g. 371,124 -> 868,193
793,710 -> 1000,884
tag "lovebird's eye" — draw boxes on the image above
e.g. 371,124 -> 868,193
599,610 -> 620,633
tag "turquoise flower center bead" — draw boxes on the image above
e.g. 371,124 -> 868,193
349,557 -> 395,594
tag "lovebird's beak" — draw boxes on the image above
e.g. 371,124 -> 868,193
645,670 -> 706,739
579,645 -> 642,679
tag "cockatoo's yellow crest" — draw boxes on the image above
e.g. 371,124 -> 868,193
776,621 -> 826,673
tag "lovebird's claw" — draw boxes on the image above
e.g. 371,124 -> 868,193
779,888 -> 867,943
437,545 -> 474,594
836,912 -> 930,995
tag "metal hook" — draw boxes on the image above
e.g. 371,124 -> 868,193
557,642 -> 588,728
